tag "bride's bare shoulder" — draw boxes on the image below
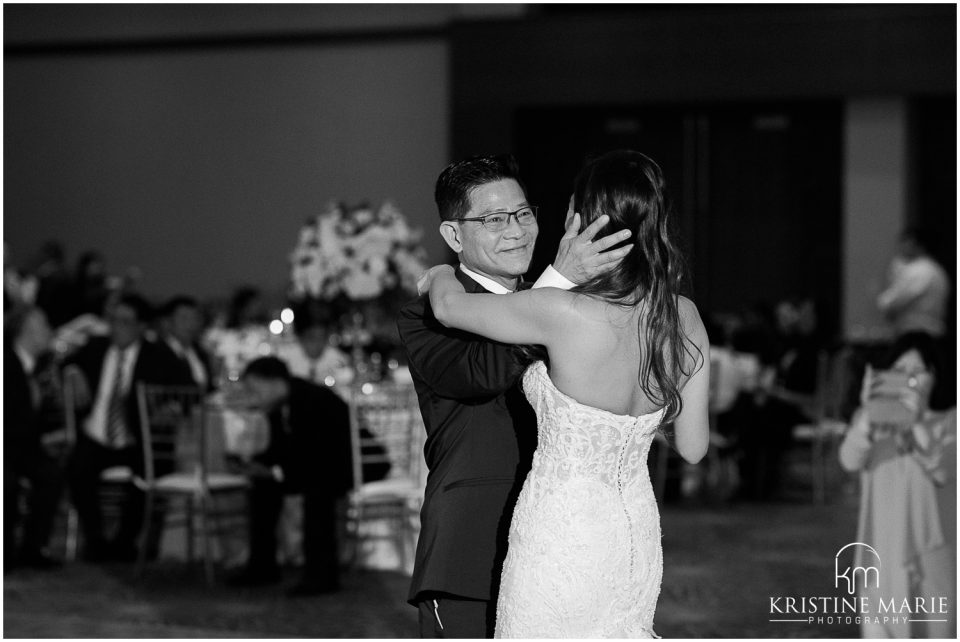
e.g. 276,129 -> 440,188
677,296 -> 708,344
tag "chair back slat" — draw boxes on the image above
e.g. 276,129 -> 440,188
136,384 -> 207,483
348,382 -> 425,489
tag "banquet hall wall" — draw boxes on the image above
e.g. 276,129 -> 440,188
4,5 -> 954,337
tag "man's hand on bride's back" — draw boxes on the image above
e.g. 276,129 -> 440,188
552,213 -> 633,284
417,264 -> 456,296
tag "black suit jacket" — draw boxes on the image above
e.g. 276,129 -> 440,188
398,269 -> 536,605
254,377 -> 355,497
63,336 -> 191,446
158,338 -> 215,392
4,348 -> 43,470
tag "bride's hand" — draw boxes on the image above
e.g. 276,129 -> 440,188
417,264 -> 457,296
552,213 -> 633,284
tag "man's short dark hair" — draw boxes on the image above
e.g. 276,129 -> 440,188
160,294 -> 199,318
434,154 -> 526,222
242,356 -> 291,381
900,226 -> 935,254
114,293 -> 153,323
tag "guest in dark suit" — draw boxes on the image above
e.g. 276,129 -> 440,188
229,357 -> 374,596
4,306 -> 64,570
62,293 -> 189,562
157,295 -> 214,391
398,154 -> 631,637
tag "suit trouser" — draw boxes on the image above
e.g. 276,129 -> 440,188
246,478 -> 340,585
67,435 -> 146,551
4,453 -> 64,562
417,595 -> 495,638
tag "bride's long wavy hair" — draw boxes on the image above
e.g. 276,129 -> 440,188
571,150 -> 702,424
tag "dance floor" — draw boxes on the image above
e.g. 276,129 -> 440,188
3,480 -> 858,638
4,490 -> 859,638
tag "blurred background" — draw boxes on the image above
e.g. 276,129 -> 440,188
3,3 -> 956,639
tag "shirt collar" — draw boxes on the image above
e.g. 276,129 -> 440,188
13,344 -> 36,375
165,336 -> 187,357
459,263 -> 515,294
111,341 -> 141,366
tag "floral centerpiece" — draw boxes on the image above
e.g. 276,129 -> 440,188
203,324 -> 274,381
288,200 -> 429,357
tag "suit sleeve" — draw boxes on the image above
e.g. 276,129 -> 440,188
397,296 -> 527,400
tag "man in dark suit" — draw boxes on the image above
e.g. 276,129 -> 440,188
63,293 -> 190,562
228,356 -> 378,596
4,306 -> 64,570
157,295 -> 214,391
398,154 -> 631,637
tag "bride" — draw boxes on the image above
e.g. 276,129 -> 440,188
420,149 -> 710,638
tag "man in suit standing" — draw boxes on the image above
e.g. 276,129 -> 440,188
398,154 -> 631,637
4,306 -> 64,570
158,295 -> 214,390
63,293 -> 189,562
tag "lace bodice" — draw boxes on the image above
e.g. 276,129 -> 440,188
522,360 -> 664,488
495,361 -> 665,638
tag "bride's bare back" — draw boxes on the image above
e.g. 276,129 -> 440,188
542,291 -> 710,462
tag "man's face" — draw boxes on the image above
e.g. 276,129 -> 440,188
170,305 -> 202,345
20,309 -> 51,357
109,303 -> 143,349
242,374 -> 287,410
299,326 -> 329,360
444,179 -> 538,288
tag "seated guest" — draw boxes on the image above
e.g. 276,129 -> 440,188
275,300 -> 349,384
71,250 -> 110,320
227,285 -> 270,329
158,295 -> 213,390
229,357 -> 388,596
721,299 -> 825,500
62,293 -> 189,562
839,334 -> 955,638
31,240 -> 74,329
4,306 -> 64,570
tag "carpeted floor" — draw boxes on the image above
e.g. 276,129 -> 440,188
4,487 -> 861,639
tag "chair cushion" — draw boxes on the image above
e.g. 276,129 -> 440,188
153,472 -> 249,494
352,478 -> 423,503
793,420 -> 848,441
101,466 -> 134,482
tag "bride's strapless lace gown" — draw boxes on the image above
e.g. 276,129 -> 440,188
495,361 -> 665,638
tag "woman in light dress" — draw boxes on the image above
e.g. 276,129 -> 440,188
421,150 -> 710,638
839,334 -> 956,639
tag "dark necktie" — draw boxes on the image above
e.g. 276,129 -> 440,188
106,352 -> 128,448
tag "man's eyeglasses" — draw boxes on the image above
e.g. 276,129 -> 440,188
456,206 -> 538,232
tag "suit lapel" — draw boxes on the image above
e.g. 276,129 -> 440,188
455,267 -> 527,294
455,267 -> 488,294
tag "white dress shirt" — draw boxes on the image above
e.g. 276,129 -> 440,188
84,342 -> 140,447
877,256 -> 951,337
459,263 -> 576,294
13,344 -> 40,410
13,344 -> 37,377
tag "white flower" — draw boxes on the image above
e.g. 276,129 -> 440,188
290,199 -> 427,302
353,207 -> 375,227
367,255 -> 388,278
342,269 -> 382,300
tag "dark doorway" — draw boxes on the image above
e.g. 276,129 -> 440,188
514,106 -> 689,290
515,101 -> 843,340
